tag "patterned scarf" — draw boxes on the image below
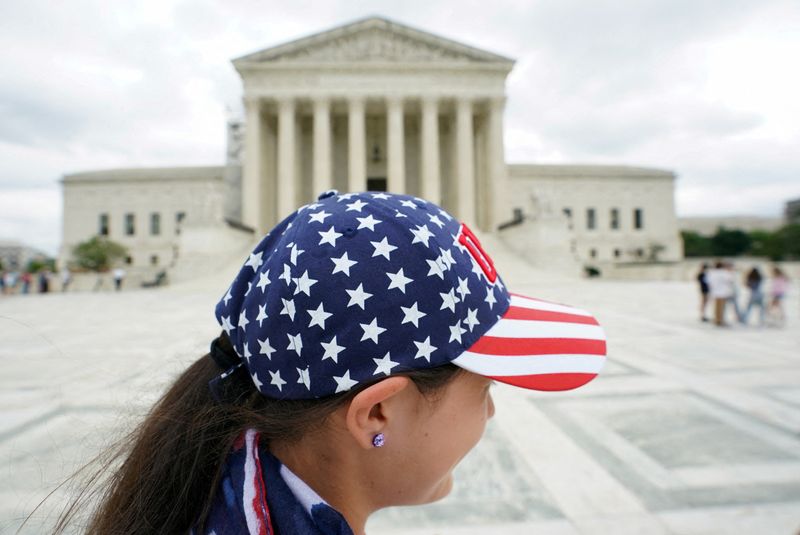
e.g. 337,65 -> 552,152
193,429 -> 354,535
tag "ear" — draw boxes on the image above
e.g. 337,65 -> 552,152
344,376 -> 412,449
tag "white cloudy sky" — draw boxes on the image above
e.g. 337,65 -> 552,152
1,0 -> 799,254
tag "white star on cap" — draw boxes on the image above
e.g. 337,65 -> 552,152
440,248 -> 456,269
373,352 -> 400,376
256,270 -> 271,293
360,318 -> 386,344
223,288 -> 233,306
414,337 -> 437,362
270,370 -> 286,391
256,304 -> 268,327
297,367 -> 311,390
426,258 -> 445,279
464,308 -> 480,332
346,283 -> 373,310
410,224 -> 434,247
252,372 -> 263,390
321,336 -> 345,363
336,193 -> 357,202
449,320 -> 466,343
242,341 -> 252,363
280,297 -> 296,321
221,315 -> 234,334
386,268 -> 413,293
287,333 -> 303,356
238,309 -> 250,331
279,263 -> 292,286
290,244 -> 304,266
486,285 -> 497,309
440,288 -> 460,313
371,192 -> 391,200
401,302 -> 426,327
356,214 -> 382,231
371,237 -> 398,260
428,214 -> 445,228
258,337 -> 276,359
244,281 -> 253,297
292,270 -> 318,297
400,199 -> 418,209
245,251 -> 263,272
456,277 -> 471,300
307,302 -> 332,329
331,252 -> 358,276
346,199 -> 368,212
318,226 -> 343,247
439,208 -> 453,221
333,370 -> 358,393
308,210 -> 331,224
394,209 -> 407,218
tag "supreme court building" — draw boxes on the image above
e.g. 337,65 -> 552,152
61,17 -> 683,276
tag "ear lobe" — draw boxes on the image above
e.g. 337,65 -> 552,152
345,376 -> 412,449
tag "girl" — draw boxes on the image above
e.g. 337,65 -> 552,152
57,191 -> 606,535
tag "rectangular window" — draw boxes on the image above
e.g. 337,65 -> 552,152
610,208 -> 620,230
124,213 -> 135,236
634,208 -> 644,229
590,248 -> 597,258
175,211 -> 186,235
99,213 -> 109,236
150,212 -> 161,236
586,208 -> 596,230
150,254 -> 159,266
614,248 -> 621,258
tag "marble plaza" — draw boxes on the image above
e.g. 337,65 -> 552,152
1,235 -> 799,534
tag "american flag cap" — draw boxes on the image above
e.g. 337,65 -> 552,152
215,191 -> 606,399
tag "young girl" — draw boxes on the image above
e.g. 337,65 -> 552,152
60,191 -> 606,535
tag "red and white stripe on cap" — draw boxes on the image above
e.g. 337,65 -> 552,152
453,293 -> 606,391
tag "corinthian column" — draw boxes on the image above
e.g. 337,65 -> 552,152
277,97 -> 296,218
455,97 -> 475,225
387,96 -> 405,194
487,96 -> 508,232
242,96 -> 262,231
420,96 -> 440,204
348,98 -> 366,193
313,97 -> 332,196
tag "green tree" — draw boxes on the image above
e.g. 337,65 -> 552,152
681,231 -> 712,257
25,258 -> 56,273
710,227 -> 751,257
72,237 -> 128,272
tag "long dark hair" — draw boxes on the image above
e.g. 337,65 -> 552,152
49,332 -> 461,534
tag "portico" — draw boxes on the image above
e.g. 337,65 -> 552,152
233,17 -> 514,234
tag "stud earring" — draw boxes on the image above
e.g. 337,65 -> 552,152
372,433 -> 385,448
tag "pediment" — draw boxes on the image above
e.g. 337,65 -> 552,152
234,17 -> 514,66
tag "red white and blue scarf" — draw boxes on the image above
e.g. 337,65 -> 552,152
193,429 -> 354,535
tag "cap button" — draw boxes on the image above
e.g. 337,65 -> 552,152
318,189 -> 338,200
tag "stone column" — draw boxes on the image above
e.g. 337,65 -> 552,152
313,97 -> 332,196
455,97 -> 475,225
420,96 -> 440,204
277,97 -> 296,218
348,97 -> 366,193
242,96 -> 262,230
487,96 -> 507,231
387,96 -> 405,194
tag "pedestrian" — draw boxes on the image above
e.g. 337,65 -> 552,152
20,271 -> 32,294
742,266 -> 765,326
55,191 -> 607,535
697,263 -> 710,322
61,267 -> 72,292
37,270 -> 50,293
113,267 -> 126,291
706,261 -> 734,326
725,262 -> 743,323
768,266 -> 790,326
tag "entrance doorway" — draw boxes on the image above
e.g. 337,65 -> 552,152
367,177 -> 387,192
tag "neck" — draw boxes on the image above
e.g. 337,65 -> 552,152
271,435 -> 372,535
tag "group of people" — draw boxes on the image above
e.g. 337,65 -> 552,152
0,268 -> 63,295
697,262 -> 789,327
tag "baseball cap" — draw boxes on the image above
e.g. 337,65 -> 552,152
214,191 -> 606,399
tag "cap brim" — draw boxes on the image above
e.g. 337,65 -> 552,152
452,293 -> 607,391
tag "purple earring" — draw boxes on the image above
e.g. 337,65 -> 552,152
372,433 -> 385,448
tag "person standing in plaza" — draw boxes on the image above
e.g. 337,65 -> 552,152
60,267 -> 72,292
768,266 -> 789,326
696,263 -> 711,322
725,262 -> 743,323
742,266 -> 765,326
113,267 -> 126,291
707,261 -> 735,326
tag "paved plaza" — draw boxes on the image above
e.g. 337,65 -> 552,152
1,237 -> 799,534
